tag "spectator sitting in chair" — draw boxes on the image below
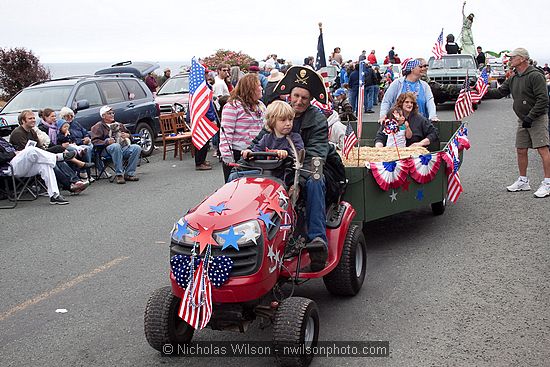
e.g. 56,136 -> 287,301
91,106 -> 141,184
9,110 -> 89,194
0,138 -> 77,205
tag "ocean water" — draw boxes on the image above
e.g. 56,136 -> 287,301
44,61 -> 191,79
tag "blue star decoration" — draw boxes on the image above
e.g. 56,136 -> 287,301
209,202 -> 229,215
219,226 -> 243,251
416,189 -> 424,201
208,256 -> 233,288
174,220 -> 190,241
258,209 -> 275,229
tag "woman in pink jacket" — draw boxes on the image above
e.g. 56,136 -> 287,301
219,73 -> 266,182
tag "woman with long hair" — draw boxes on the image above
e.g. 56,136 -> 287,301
375,92 -> 438,148
379,58 -> 438,122
219,73 -> 265,182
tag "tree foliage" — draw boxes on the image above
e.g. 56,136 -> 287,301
0,47 -> 51,100
201,49 -> 255,72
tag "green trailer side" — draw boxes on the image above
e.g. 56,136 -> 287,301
343,120 -> 464,224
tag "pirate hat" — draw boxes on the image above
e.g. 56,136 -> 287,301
273,66 -> 327,104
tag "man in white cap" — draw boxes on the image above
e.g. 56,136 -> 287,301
485,47 -> 550,198
91,106 -> 142,184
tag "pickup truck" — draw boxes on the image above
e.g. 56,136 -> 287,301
427,54 -> 480,105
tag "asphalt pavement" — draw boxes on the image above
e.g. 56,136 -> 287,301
1,98 -> 549,367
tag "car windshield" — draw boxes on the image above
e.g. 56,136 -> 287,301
158,76 -> 189,95
1,86 -> 72,114
428,57 -> 476,70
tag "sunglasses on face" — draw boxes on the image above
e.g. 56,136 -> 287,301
419,64 -> 429,68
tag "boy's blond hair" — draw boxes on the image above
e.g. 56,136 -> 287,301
264,101 -> 295,132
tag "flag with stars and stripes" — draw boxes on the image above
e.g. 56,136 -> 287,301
311,70 -> 332,114
315,28 -> 327,70
470,68 -> 489,103
454,75 -> 474,121
432,29 -> 446,60
189,57 -> 217,150
442,139 -> 463,203
357,60 -> 365,141
178,256 -> 212,330
342,123 -> 358,159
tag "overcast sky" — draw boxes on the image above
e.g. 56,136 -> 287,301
2,0 -> 549,64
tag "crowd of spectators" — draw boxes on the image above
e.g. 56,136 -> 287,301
1,105 -> 142,205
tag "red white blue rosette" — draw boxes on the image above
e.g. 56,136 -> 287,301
409,153 -> 442,184
456,127 -> 471,151
369,159 -> 411,190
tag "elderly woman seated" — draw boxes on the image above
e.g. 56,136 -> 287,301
375,92 -> 439,149
56,107 -> 94,181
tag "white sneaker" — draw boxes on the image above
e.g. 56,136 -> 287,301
533,182 -> 550,198
506,178 -> 531,192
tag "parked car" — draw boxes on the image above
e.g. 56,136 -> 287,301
317,65 -> 339,91
486,59 -> 506,88
378,64 -> 402,80
0,62 -> 160,156
155,73 -> 189,115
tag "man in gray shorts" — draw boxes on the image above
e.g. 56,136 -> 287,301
485,47 -> 550,198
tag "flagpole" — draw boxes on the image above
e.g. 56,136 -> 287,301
356,60 -> 365,166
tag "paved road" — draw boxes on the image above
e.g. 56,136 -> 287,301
1,99 -> 549,366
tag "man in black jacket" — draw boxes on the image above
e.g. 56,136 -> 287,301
484,48 -> 550,198
254,66 -> 346,270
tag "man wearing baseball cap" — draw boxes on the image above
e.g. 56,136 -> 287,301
485,47 -> 550,198
91,106 -> 142,184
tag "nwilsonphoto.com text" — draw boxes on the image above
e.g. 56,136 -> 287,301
161,341 -> 389,357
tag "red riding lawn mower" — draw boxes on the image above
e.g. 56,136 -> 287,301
144,152 -> 367,367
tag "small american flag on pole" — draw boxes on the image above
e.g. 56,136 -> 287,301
343,123 -> 358,159
470,67 -> 489,103
432,29 -> 446,60
446,139 -> 463,203
178,257 -> 213,330
454,75 -> 474,121
189,58 -> 217,150
356,60 -> 365,142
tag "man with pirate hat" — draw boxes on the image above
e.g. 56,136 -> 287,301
249,66 -> 345,271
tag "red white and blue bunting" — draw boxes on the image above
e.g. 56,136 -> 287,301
408,153 -> 442,184
369,160 -> 411,191
368,125 -> 469,203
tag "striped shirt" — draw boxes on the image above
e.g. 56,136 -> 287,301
219,100 -> 266,163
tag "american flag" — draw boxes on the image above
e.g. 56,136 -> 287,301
470,68 -> 489,103
356,60 -> 365,141
454,75 -> 474,120
432,29 -> 446,60
343,123 -> 358,159
178,257 -> 212,330
311,70 -> 332,114
446,138 -> 463,203
189,57 -> 217,150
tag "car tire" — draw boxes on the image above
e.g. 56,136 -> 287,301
136,122 -> 154,157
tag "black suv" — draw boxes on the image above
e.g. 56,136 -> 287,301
0,66 -> 160,156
